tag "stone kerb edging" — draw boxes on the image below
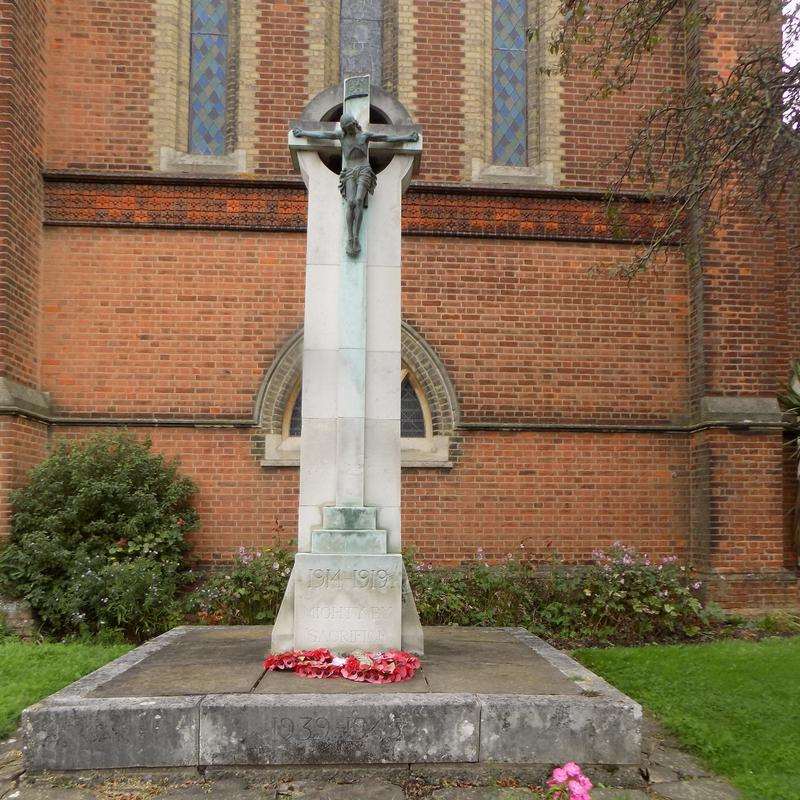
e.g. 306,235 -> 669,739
21,627 -> 642,772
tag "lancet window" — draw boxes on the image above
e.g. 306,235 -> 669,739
189,0 -> 232,155
492,0 -> 528,166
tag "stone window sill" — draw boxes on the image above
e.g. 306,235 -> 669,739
261,434 -> 453,469
471,161 -> 558,187
160,147 -> 247,175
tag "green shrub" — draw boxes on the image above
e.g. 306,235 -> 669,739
185,546 -> 294,625
407,543 -> 709,646
0,433 -> 198,639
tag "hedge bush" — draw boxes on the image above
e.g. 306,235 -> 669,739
406,543 -> 710,645
185,546 -> 294,625
0,433 -> 198,639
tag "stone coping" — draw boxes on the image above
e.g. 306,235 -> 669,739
22,626 -> 641,772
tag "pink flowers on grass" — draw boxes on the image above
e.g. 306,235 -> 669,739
546,762 -> 593,800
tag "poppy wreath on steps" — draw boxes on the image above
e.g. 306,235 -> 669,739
263,648 -> 421,684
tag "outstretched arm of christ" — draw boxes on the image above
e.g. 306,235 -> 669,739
291,127 -> 341,141
367,131 -> 420,144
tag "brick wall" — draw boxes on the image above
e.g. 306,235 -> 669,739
41,228 -> 688,424
252,1 -> 310,177
0,0 -> 48,540
50,425 -> 689,569
411,0 -> 465,182
402,237 -> 689,424
4,0 -> 794,608
0,417 -> 48,538
0,0 -> 45,387
45,0 -> 155,171
558,11 -> 686,190
41,228 -> 305,418
40,0 -> 687,188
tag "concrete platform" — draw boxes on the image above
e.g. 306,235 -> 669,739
21,626 -> 642,772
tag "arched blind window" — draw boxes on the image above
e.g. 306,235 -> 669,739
492,0 -> 527,166
288,389 -> 303,437
287,374 -> 427,439
400,375 -> 425,437
189,0 -> 230,155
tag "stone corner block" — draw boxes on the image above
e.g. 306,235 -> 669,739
478,694 -> 642,766
311,529 -> 388,554
0,377 -> 51,417
0,597 -> 35,637
699,396 -> 783,426
322,505 -> 377,530
199,693 -> 479,766
22,696 -> 201,771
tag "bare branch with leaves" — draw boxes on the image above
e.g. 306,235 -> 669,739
534,0 -> 800,277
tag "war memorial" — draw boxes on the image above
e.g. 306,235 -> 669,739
21,76 -> 642,775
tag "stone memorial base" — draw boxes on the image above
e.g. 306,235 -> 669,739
21,626 -> 642,774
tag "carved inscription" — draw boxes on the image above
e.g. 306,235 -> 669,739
293,553 -> 403,651
305,627 -> 387,645
307,568 -> 396,591
309,605 -> 388,621
273,715 -> 382,741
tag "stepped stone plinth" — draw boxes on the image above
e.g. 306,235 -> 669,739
22,626 -> 643,774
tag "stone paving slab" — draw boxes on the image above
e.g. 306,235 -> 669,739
479,695 -> 642,765
652,779 -> 741,800
428,788 -> 537,800
2,706 -> 744,800
91,627 -> 267,698
23,695 -> 201,771
423,654 -> 579,695
278,779 -> 404,800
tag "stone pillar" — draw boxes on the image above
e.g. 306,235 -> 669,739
271,81 -> 424,653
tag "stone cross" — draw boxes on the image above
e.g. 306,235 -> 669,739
271,76 -> 424,655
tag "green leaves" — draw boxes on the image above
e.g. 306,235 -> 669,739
404,545 -> 708,647
184,547 -> 294,626
0,432 -> 198,640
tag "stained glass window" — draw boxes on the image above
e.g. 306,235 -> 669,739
289,390 -> 302,437
189,0 -> 229,155
400,376 -> 426,437
287,377 -> 427,438
492,0 -> 527,166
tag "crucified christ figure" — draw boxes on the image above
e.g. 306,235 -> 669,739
292,113 -> 419,257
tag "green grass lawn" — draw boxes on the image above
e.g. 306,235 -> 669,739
576,637 -> 800,800
0,639 -> 132,738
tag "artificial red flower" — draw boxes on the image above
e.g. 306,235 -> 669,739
262,648 -> 420,683
340,650 -> 420,684
293,648 -> 340,678
295,659 -> 343,678
296,648 -> 334,664
263,650 -> 302,671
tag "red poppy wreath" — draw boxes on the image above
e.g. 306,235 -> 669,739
263,648 -> 421,684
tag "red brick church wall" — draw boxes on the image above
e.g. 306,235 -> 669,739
0,0 -> 794,609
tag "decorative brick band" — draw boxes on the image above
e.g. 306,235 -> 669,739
43,173 -> 672,244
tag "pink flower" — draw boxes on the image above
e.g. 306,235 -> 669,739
578,775 -> 593,791
567,781 -> 588,800
564,762 -> 582,778
550,767 -> 568,783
